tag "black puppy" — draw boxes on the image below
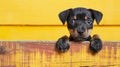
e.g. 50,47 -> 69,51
56,7 -> 103,54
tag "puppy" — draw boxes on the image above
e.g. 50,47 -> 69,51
56,7 -> 103,54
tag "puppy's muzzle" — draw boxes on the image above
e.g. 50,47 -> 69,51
77,26 -> 87,34
76,21 -> 87,35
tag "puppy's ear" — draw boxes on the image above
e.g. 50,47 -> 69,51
89,9 -> 103,24
58,9 -> 72,25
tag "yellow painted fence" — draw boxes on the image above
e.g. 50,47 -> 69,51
0,41 -> 120,67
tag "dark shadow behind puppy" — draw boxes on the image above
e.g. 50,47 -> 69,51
56,7 -> 103,54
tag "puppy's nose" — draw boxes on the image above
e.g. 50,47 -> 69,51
78,31 -> 84,34
77,26 -> 86,34
77,30 -> 84,35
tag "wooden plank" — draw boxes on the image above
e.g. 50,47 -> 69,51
0,41 -> 120,67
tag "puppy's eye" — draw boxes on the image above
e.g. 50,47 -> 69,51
86,19 -> 92,24
69,19 -> 75,24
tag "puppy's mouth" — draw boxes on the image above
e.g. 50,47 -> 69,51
69,29 -> 92,41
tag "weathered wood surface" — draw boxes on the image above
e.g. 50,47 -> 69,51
0,41 -> 120,67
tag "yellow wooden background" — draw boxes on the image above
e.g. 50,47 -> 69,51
0,0 -> 120,41
0,1 -> 120,67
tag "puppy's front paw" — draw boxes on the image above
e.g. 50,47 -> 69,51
56,35 -> 70,52
90,34 -> 102,54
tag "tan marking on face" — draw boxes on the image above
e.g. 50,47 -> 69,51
84,29 -> 92,38
73,16 -> 77,20
68,29 -> 75,35
68,29 -> 78,37
85,16 -> 88,20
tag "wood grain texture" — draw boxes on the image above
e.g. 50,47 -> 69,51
0,41 -> 120,67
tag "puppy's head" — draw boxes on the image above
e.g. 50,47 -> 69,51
58,7 -> 103,41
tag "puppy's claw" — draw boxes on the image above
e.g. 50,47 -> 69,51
56,36 -> 70,52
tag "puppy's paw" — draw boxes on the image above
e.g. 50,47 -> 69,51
56,35 -> 70,52
90,34 -> 102,54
